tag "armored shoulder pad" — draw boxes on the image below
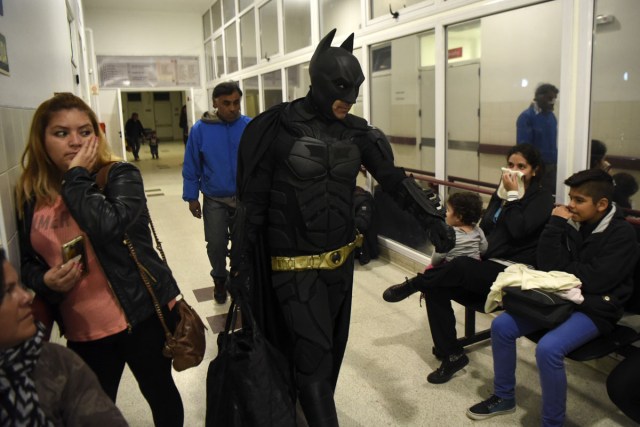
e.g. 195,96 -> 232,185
367,126 -> 394,162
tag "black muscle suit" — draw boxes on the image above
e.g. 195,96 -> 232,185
230,29 -> 454,427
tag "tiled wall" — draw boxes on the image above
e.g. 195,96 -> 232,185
0,106 -> 34,265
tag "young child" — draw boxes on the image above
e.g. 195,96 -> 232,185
429,191 -> 487,267
383,191 -> 488,303
149,130 -> 159,159
467,168 -> 639,426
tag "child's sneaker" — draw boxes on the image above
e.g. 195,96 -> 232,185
466,394 -> 515,420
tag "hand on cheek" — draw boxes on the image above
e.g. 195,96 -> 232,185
69,137 -> 98,171
552,205 -> 572,219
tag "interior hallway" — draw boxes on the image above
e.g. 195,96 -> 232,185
62,140 -> 632,427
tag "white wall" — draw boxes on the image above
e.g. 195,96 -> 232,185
0,0 -> 81,263
0,0 -> 76,108
84,8 -> 205,141
83,9 -> 203,62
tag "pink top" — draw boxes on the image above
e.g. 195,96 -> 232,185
30,196 -> 128,341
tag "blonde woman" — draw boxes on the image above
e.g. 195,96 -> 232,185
17,93 -> 183,426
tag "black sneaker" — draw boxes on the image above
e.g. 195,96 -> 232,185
213,278 -> 228,304
467,395 -> 516,420
382,276 -> 420,302
427,352 -> 469,384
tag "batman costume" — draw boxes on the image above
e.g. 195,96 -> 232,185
230,29 -> 455,427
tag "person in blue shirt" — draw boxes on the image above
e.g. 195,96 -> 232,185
517,83 -> 559,194
182,82 -> 251,304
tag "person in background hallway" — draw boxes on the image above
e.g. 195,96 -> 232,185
612,172 -> 638,210
179,105 -> 188,146
590,139 -> 611,172
607,346 -> 640,424
0,247 -> 128,426
17,93 -> 184,427
467,169 -> 638,425
182,82 -> 251,304
125,112 -> 145,161
383,144 -> 554,385
149,130 -> 159,159
517,83 -> 559,193
230,29 -> 454,427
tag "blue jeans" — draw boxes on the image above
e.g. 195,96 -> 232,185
492,311 -> 599,427
203,196 -> 235,281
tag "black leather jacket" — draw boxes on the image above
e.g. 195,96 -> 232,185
19,162 -> 179,329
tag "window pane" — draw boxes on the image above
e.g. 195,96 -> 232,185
447,2 -> 562,195
262,70 -> 282,110
370,0 -> 424,20
214,36 -> 224,77
371,44 -> 391,72
418,32 -> 435,174
223,0 -> 236,23
240,10 -> 257,68
259,1 -> 279,59
283,0 -> 311,54
370,36 -> 418,172
320,0 -> 360,36
351,48 -> 364,117
286,62 -> 310,101
211,1 -> 222,32
243,76 -> 259,117
369,34 -> 426,252
590,0 -> 640,208
225,23 -> 238,74
204,40 -> 214,81
203,9 -> 212,40
239,0 -> 252,11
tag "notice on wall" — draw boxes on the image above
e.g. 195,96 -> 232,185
97,56 -> 200,88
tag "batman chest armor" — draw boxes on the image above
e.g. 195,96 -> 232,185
268,134 -> 361,251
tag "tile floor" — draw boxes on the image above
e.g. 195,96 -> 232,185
56,141 -> 633,426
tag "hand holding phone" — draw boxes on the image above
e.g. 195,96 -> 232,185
62,236 -> 88,273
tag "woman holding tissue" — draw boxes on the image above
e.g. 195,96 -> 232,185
383,143 -> 554,384
16,93 -> 183,426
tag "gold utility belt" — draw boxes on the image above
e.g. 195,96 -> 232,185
271,234 -> 364,272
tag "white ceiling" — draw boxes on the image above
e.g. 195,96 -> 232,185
82,0 -> 212,14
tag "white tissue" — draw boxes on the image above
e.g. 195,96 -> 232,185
497,168 -> 525,200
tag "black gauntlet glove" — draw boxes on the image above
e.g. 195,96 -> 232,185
395,178 -> 456,253
426,219 -> 456,254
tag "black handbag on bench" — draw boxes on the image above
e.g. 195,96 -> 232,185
502,286 -> 575,329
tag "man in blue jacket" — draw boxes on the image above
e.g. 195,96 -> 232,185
517,83 -> 559,193
182,82 -> 251,304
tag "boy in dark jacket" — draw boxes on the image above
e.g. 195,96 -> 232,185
467,168 -> 639,426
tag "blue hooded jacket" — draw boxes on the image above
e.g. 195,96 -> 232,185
182,111 -> 251,200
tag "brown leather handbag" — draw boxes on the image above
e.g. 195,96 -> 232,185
98,162 -> 207,371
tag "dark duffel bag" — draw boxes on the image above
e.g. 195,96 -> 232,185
502,286 -> 575,329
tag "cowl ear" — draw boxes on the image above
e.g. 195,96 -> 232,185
340,33 -> 355,53
315,29 -> 337,56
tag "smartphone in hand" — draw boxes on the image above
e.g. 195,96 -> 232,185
61,235 -> 88,274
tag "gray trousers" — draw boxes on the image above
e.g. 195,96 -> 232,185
203,195 -> 235,281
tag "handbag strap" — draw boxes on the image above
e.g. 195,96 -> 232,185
96,162 -> 172,338
123,234 -> 173,339
96,162 -> 167,265
219,296 -> 259,351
